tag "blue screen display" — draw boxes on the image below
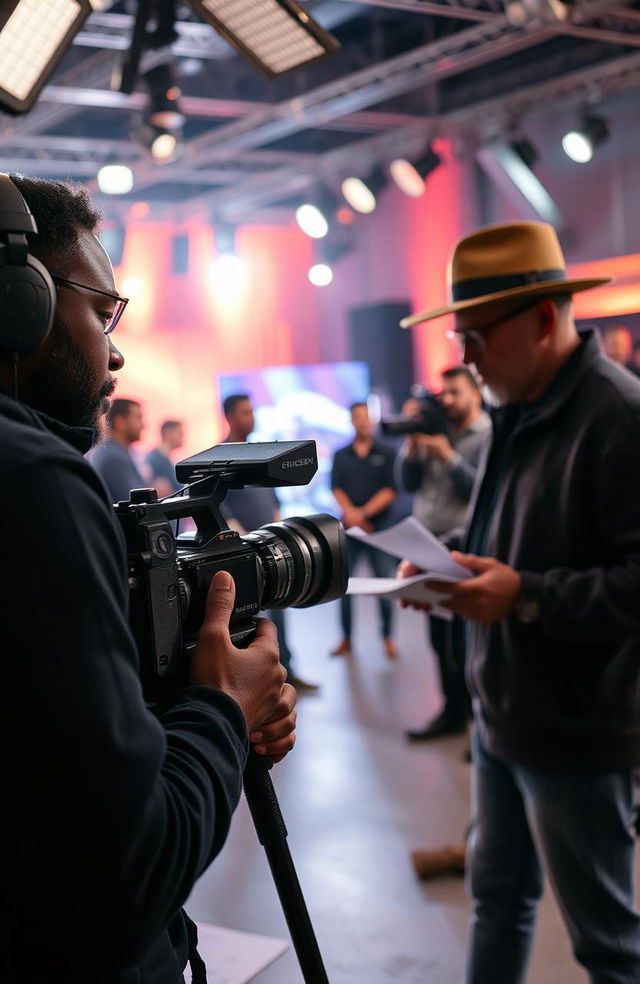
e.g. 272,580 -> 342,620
218,361 -> 370,518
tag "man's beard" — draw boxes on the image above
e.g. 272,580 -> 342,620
22,315 -> 113,437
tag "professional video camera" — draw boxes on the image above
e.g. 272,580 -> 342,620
114,440 -> 347,700
380,389 -> 450,438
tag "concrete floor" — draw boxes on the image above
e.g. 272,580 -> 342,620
186,596 -> 611,984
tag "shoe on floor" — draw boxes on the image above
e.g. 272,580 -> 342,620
287,674 -> 321,694
383,636 -> 398,659
405,712 -> 467,742
411,843 -> 466,880
330,638 -> 352,656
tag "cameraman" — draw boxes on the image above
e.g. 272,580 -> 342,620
399,367 -> 490,740
0,175 -> 296,983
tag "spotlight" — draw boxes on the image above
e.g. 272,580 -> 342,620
295,203 -> 329,239
184,0 -> 340,78
97,165 -> 134,195
308,263 -> 333,287
562,114 -> 610,164
136,120 -> 184,163
505,0 -> 570,25
0,0 -> 92,114
341,167 -> 387,215
389,145 -> 442,198
143,62 -> 184,131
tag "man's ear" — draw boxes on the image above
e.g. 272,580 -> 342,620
535,298 -> 558,341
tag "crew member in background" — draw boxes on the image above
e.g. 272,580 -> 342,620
90,397 -> 145,502
601,322 -> 635,371
145,418 -> 184,497
400,366 -> 490,741
331,401 -> 398,660
221,393 -> 320,694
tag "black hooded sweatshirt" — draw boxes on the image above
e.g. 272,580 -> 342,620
0,392 -> 249,982
466,330 -> 640,772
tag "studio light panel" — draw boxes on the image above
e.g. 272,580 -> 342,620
0,0 -> 92,114
187,0 -> 339,77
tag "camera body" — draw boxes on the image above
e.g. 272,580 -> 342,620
114,441 -> 348,700
380,392 -> 450,438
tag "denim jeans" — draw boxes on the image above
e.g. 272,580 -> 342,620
340,536 -> 395,639
467,730 -> 640,984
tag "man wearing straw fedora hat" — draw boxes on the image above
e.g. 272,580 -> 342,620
400,221 -> 640,982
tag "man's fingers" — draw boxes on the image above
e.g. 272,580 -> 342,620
200,572 -> 236,643
249,617 -> 279,646
253,732 -> 297,759
250,710 -> 297,745
450,552 -> 495,573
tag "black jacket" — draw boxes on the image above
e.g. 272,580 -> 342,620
466,331 -> 640,772
0,393 -> 249,982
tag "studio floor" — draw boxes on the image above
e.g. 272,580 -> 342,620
186,595 -> 619,983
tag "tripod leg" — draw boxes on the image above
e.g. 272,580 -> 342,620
243,751 -> 330,984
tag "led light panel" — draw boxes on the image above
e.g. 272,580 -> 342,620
0,0 -> 92,114
187,0 -> 339,77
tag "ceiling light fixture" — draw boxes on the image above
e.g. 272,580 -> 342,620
295,203 -> 329,239
389,145 -> 442,198
0,0 -> 92,114
562,113 -> 609,163
184,0 -> 340,78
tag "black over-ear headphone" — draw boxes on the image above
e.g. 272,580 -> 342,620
0,173 -> 56,359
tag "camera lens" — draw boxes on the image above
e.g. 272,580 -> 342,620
243,513 -> 348,610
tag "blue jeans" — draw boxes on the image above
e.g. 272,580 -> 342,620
340,536 -> 394,639
467,730 -> 640,984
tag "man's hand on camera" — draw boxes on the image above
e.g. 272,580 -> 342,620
420,433 -> 455,463
190,571 -> 297,762
426,553 -> 521,624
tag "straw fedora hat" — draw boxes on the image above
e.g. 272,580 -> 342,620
400,221 -> 610,328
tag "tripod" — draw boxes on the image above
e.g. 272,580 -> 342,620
243,751 -> 330,984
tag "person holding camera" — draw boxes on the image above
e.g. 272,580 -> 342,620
0,175 -> 297,984
400,367 -> 490,741
400,221 -> 640,983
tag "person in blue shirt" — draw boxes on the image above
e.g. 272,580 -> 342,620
145,418 -> 184,497
220,393 -> 320,694
90,397 -> 145,503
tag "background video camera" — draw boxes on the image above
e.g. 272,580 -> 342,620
114,440 -> 348,701
380,390 -> 450,438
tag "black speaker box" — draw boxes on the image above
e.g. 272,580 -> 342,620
348,301 -> 414,412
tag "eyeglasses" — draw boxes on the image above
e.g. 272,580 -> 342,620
447,298 -> 540,354
51,275 -> 129,334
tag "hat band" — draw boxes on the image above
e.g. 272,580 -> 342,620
451,268 -> 567,303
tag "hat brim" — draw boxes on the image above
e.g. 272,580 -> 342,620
399,277 -> 612,329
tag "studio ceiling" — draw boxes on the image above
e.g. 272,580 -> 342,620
1,0 -> 639,222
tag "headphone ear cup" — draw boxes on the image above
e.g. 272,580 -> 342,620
0,251 -> 55,356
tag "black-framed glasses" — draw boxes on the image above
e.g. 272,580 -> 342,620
51,275 -> 129,334
447,298 -> 540,354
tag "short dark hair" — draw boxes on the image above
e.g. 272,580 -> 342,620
350,401 -> 368,413
9,174 -> 102,277
160,419 -> 182,437
441,365 -> 480,392
223,393 -> 250,417
107,399 -> 140,429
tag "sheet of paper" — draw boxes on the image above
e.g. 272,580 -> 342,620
347,516 -> 471,580
347,575 -> 453,619
185,921 -> 289,984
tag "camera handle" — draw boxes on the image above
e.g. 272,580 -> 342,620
242,751 -> 330,984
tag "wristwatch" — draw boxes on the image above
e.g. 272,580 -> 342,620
513,573 -> 544,624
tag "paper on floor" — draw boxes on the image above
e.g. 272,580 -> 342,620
347,516 -> 472,581
185,921 -> 289,984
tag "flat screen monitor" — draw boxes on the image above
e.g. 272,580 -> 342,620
218,361 -> 370,518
